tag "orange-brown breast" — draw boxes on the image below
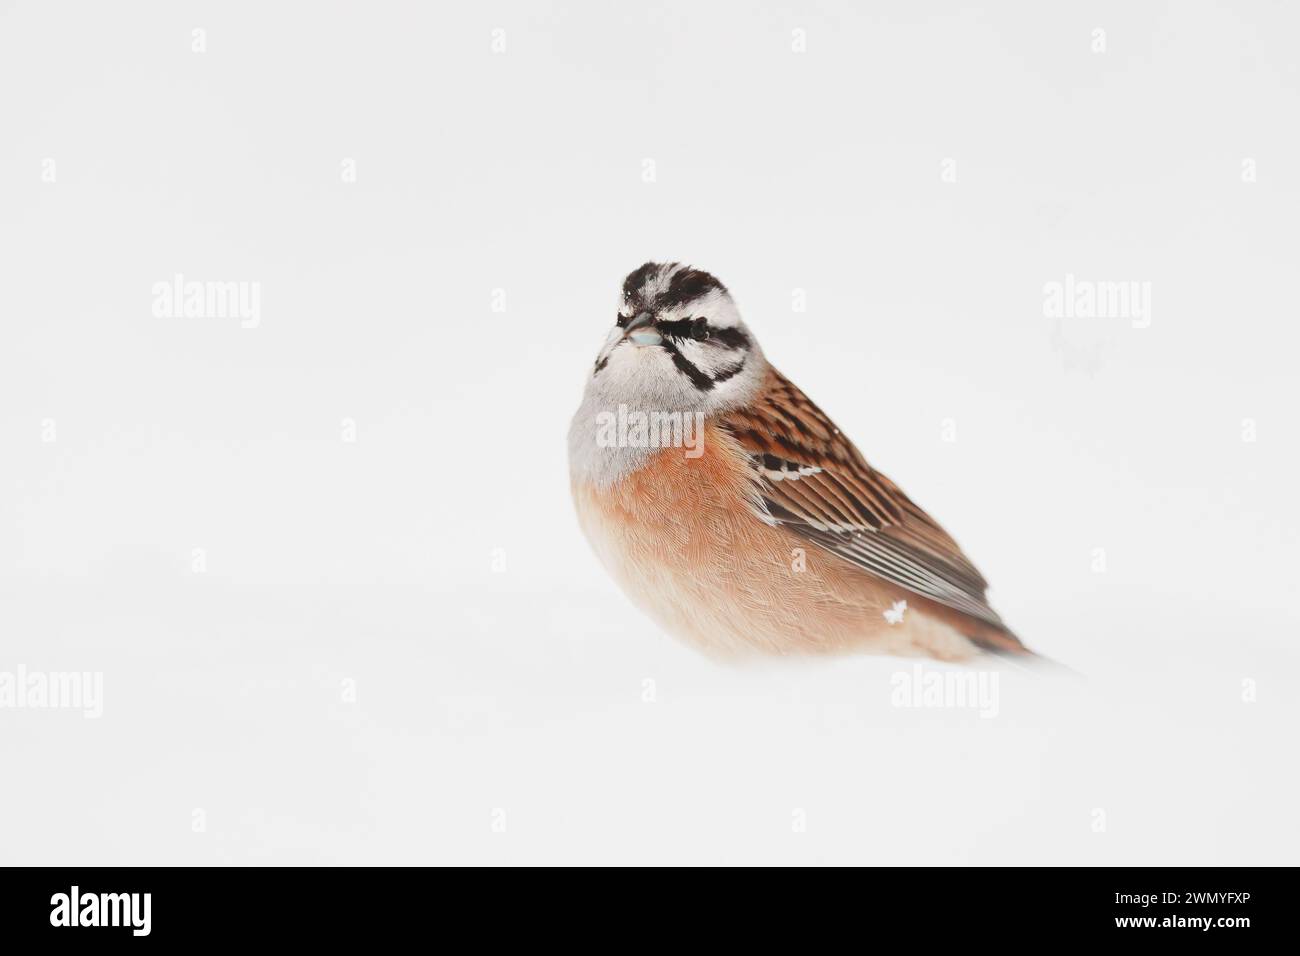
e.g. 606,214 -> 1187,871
572,422 -> 985,661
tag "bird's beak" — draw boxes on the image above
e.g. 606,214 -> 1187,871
623,311 -> 663,347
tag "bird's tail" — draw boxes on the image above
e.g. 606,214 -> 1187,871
970,622 -> 1082,677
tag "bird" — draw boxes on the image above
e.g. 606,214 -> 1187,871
568,262 -> 1035,663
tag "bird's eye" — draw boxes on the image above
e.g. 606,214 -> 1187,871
691,317 -> 710,341
616,314 -> 628,327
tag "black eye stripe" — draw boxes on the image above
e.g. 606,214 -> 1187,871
654,317 -> 746,346
653,317 -> 696,340
710,326 -> 749,349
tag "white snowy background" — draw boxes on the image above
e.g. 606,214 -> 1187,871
1,0 -> 1297,864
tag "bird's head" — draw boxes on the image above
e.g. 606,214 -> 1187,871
587,262 -> 766,413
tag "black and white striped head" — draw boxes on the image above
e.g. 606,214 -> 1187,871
588,262 -> 766,412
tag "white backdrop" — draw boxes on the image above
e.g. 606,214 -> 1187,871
2,0 -> 1297,865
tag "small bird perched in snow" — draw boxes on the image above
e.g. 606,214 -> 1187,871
568,262 -> 1034,662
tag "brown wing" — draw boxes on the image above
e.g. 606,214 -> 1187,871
720,367 -> 1010,632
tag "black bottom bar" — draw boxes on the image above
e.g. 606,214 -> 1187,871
0,866 -> 1285,943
